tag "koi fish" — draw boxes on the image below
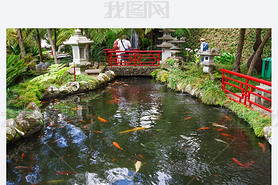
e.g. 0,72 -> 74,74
225,115 -> 231,121
258,142 -> 266,153
184,117 -> 191,120
70,107 -> 86,110
56,171 -> 77,175
113,142 -> 123,150
134,160 -> 142,176
220,133 -> 235,138
244,161 -> 255,167
111,158 -> 117,161
232,158 -> 248,168
21,153 -> 25,160
98,116 -> 107,123
218,128 -> 225,132
138,154 -> 144,158
215,139 -> 228,144
66,120 -> 72,123
180,135 -> 191,140
92,131 -> 102,133
54,99 -> 58,101
49,121 -> 54,127
83,126 -> 87,129
120,127 -> 147,134
51,138 -> 61,143
197,127 -> 210,131
14,166 -> 34,172
191,175 -> 201,181
211,122 -> 227,129
81,120 -> 86,123
41,101 -> 48,104
67,154 -> 73,157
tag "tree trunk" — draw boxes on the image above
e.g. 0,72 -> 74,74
247,29 -> 271,76
16,28 -> 26,59
247,28 -> 262,73
54,28 -> 57,51
36,29 -> 43,62
233,28 -> 246,73
46,28 -> 58,64
85,29 -> 91,63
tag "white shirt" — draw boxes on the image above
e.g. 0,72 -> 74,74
118,39 -> 131,51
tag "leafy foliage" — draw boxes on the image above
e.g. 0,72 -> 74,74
6,54 -> 29,87
214,52 -> 235,64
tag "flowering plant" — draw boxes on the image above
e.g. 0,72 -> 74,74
184,48 -> 199,63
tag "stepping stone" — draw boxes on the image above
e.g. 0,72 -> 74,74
85,69 -> 101,75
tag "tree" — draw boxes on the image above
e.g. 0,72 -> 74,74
247,29 -> 262,74
35,29 -> 43,62
46,28 -> 58,64
16,28 -> 26,59
247,29 -> 271,76
233,28 -> 246,73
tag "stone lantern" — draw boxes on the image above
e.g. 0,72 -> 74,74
63,29 -> 93,75
157,29 -> 175,61
198,48 -> 221,73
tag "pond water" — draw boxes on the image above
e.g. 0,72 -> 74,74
7,77 -> 271,185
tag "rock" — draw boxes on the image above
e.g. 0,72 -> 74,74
6,119 -> 16,128
185,84 -> 191,93
98,73 -> 109,82
97,76 -> 105,83
176,83 -> 183,91
26,102 -> 40,111
48,86 -> 59,94
264,126 -> 272,144
45,62 -> 51,67
93,62 -> 99,69
59,86 -> 70,93
6,127 -> 16,141
36,64 -> 43,72
67,82 -> 80,92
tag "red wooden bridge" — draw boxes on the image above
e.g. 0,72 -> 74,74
221,69 -> 271,115
104,49 -> 162,67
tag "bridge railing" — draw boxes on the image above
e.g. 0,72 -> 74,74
220,69 -> 271,113
103,49 -> 162,67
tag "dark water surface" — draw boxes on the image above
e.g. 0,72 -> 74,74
7,77 -> 271,185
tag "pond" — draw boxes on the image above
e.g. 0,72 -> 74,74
7,77 -> 271,185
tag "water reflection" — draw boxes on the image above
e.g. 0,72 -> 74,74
7,77 -> 271,185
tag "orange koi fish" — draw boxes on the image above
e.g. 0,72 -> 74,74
54,99 -> 58,101
41,101 -> 48,104
92,131 -> 102,133
218,128 -> 224,132
81,120 -> 86,123
244,161 -> 255,167
67,154 -> 73,157
49,121 -> 54,127
197,127 -> 210,131
113,142 -> 123,150
120,127 -> 147,134
184,117 -> 192,120
225,115 -> 231,121
98,116 -> 107,123
70,107 -> 86,110
258,142 -> 266,153
21,153 -> 25,160
66,120 -> 73,123
138,154 -> 144,158
111,158 -> 117,161
83,126 -> 87,129
220,133 -> 235,138
232,158 -> 248,168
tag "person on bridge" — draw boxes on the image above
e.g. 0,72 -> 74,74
113,37 -> 121,65
118,35 -> 131,65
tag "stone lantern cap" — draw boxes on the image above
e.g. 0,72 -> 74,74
157,42 -> 173,48
170,45 -> 182,50
159,29 -> 175,33
198,48 -> 222,56
171,50 -> 182,53
158,33 -> 174,40
170,37 -> 186,43
63,29 -> 94,45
